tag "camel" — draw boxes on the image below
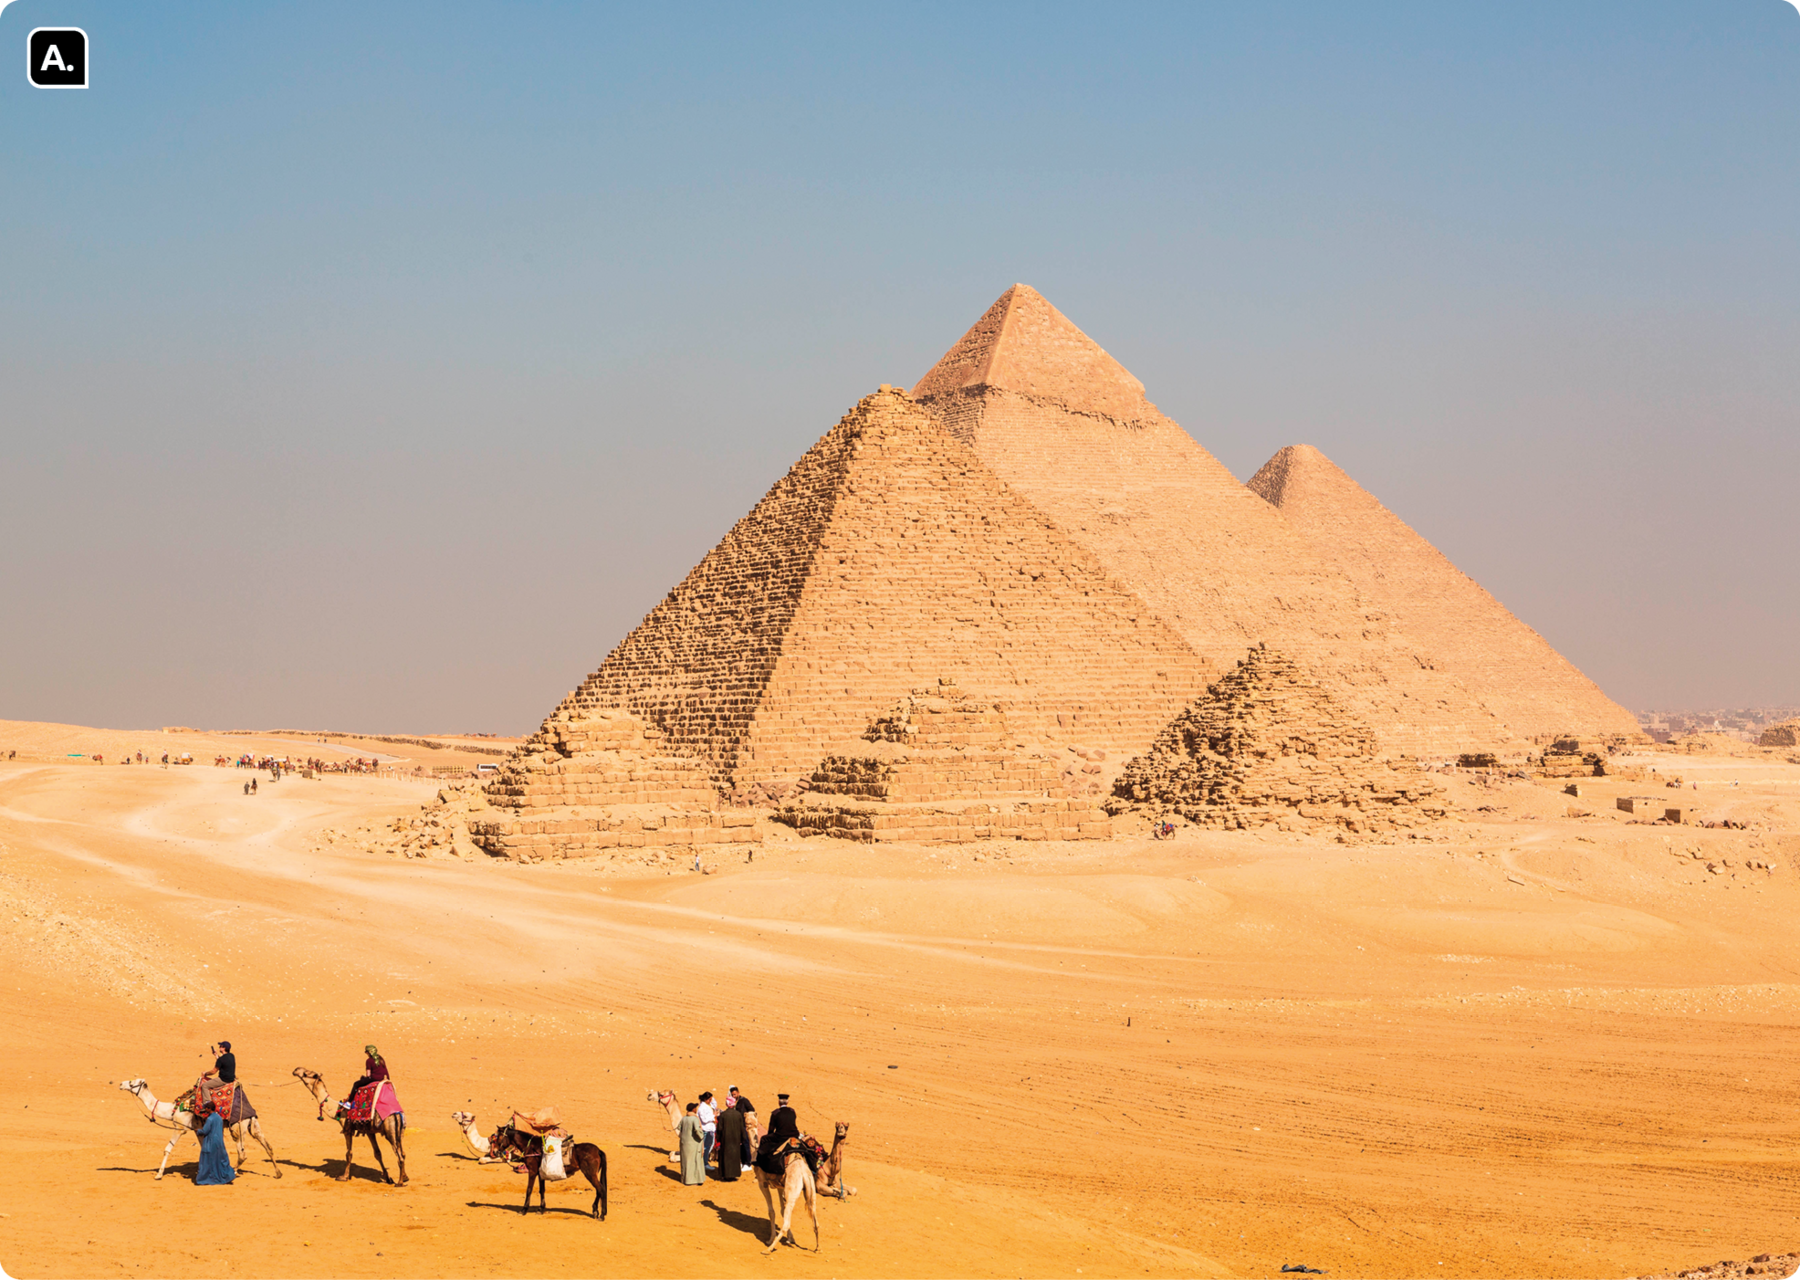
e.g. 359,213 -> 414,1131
117,1078 -> 280,1180
819,1121 -> 856,1199
292,1068 -> 407,1185
449,1110 -> 508,1163
483,1119 -> 608,1219
754,1140 -> 821,1253
647,1088 -> 681,1161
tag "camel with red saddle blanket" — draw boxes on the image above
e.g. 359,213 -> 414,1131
292,1068 -> 408,1185
452,1107 -> 607,1219
116,1077 -> 280,1180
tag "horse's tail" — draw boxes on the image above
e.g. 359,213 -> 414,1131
596,1147 -> 609,1221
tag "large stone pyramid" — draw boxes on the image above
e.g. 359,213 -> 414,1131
1247,444 -> 1639,741
547,386 -> 1210,793
912,285 -> 1517,758
1109,645 -> 1447,833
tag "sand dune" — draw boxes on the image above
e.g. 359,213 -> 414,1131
2,724 -> 1798,1277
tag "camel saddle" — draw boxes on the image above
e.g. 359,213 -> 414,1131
183,1079 -> 256,1125
343,1080 -> 403,1126
756,1135 -> 825,1177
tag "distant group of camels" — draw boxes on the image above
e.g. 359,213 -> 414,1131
115,1070 -> 853,1252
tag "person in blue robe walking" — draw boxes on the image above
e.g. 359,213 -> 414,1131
194,1103 -> 236,1186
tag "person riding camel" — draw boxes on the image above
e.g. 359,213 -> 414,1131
754,1093 -> 802,1175
202,1041 -> 236,1085
350,1044 -> 389,1095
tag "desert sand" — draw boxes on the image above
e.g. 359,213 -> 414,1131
3,720 -> 1798,1278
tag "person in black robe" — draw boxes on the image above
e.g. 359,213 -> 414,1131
730,1088 -> 757,1166
755,1094 -> 800,1174
716,1099 -> 746,1181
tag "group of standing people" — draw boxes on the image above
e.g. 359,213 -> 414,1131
677,1087 -> 776,1185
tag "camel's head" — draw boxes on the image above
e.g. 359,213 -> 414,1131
119,1078 -> 145,1093
451,1110 -> 476,1127
835,1121 -> 849,1140
292,1067 -> 322,1090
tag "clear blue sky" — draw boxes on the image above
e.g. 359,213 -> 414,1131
3,1 -> 1796,733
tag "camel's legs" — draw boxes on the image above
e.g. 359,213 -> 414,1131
245,1118 -> 281,1178
155,1126 -> 189,1180
801,1173 -> 821,1252
364,1127 -> 393,1183
389,1122 -> 407,1185
758,1174 -> 783,1252
339,1129 -> 356,1181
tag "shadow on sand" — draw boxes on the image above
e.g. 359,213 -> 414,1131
699,1198 -> 769,1239
464,1199 -> 596,1218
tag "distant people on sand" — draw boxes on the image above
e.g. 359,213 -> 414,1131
679,1102 -> 706,1185
193,1100 -> 235,1186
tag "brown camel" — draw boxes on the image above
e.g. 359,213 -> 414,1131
487,1122 -> 608,1219
754,1141 -> 820,1253
819,1121 -> 856,1199
292,1068 -> 407,1185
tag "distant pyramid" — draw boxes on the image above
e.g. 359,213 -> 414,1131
913,285 -> 1515,757
1247,444 -> 1638,740
548,386 -> 1210,792
1109,645 -> 1447,833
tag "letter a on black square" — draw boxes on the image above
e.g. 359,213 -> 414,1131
30,28 -> 87,87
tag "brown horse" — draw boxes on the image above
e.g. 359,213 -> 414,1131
487,1124 -> 608,1219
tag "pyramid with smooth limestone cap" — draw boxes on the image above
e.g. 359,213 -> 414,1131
912,284 -> 1612,754
1247,444 -> 1639,741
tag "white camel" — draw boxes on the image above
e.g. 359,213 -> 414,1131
646,1088 -> 681,1162
755,1141 -> 821,1253
117,1078 -> 280,1180
450,1110 -> 507,1163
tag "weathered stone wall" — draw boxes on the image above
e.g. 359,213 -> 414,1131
912,285 -> 1518,759
1248,443 -> 1640,741
777,681 -> 1110,842
1759,721 -> 1800,748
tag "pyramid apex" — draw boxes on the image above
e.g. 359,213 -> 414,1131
911,285 -> 1150,422
1248,443 -> 1352,509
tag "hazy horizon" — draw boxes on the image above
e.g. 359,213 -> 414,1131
3,1 -> 1796,734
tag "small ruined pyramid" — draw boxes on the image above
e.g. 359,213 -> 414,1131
776,678 -> 1108,842
912,285 -> 1516,758
1247,444 -> 1639,741
1109,645 -> 1447,833
466,709 -> 750,861
549,386 -> 1210,793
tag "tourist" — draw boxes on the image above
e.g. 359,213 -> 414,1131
716,1092 -> 746,1181
204,1041 -> 236,1084
193,1101 -> 235,1186
351,1044 -> 390,1095
698,1091 -> 718,1165
678,1102 -> 705,1185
